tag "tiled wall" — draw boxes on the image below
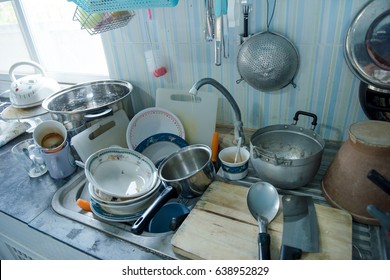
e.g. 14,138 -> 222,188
101,0 -> 370,141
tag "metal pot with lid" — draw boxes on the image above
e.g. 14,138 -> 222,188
42,80 -> 134,134
250,111 -> 325,189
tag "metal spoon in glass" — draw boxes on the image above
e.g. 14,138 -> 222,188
247,181 -> 280,260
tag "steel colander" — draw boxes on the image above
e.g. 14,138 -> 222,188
237,32 -> 299,92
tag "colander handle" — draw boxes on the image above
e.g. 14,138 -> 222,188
9,61 -> 46,82
292,111 -> 318,130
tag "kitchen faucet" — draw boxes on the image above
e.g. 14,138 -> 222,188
189,78 -> 245,144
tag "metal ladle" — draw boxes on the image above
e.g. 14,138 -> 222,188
247,182 -> 280,260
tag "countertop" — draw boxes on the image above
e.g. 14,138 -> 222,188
0,132 -> 163,260
0,126 -> 388,260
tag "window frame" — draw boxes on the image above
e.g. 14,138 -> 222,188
0,0 -> 109,87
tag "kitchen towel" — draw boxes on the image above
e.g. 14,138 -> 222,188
0,120 -> 30,147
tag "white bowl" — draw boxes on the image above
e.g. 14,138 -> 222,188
85,147 -> 158,199
94,187 -> 160,215
88,179 -> 161,205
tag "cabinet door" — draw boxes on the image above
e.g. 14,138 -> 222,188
0,212 -> 95,260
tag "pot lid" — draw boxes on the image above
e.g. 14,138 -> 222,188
345,0 -> 390,89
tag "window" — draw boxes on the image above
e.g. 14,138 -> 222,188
0,0 -> 109,85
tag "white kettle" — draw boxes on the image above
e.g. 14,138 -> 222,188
8,61 -> 60,108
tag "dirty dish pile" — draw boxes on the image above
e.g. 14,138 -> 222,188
84,147 -> 162,219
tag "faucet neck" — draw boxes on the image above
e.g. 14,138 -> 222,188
191,78 -> 245,144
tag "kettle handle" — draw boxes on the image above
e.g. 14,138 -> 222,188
9,61 -> 46,82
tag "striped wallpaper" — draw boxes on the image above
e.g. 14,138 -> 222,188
101,0 -> 371,142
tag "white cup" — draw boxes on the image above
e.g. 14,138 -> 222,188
33,120 -> 67,154
219,146 -> 250,180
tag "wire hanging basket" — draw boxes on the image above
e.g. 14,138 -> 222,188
69,0 -> 179,13
73,7 -> 135,35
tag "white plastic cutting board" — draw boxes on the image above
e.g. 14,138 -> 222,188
156,88 -> 218,147
71,109 -> 129,162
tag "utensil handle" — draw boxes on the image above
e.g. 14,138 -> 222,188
292,111 -> 318,130
279,245 -> 303,260
258,232 -> 271,260
367,169 -> 390,196
131,185 -> 178,235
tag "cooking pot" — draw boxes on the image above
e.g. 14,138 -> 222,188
321,120 -> 390,225
131,144 -> 215,234
42,80 -> 134,135
8,61 -> 60,108
359,82 -> 390,121
250,111 -> 325,189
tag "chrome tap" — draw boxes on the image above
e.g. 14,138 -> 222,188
189,78 -> 245,144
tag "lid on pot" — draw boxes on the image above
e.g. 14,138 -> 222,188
344,0 -> 390,89
349,120 -> 390,147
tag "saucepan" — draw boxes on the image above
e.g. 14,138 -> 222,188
131,144 -> 215,235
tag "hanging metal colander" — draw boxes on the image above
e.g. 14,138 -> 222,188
236,31 -> 299,92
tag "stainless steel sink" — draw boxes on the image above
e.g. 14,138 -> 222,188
51,171 -> 187,260
52,141 -> 389,260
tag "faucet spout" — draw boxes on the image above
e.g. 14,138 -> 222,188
190,78 -> 245,144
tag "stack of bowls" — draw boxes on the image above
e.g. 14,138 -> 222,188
84,147 -> 162,221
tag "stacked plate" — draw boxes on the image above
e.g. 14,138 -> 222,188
126,107 -> 189,167
84,147 -> 162,222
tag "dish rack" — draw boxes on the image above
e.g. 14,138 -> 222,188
69,0 -> 179,13
73,7 -> 135,35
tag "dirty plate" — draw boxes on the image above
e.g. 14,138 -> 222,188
90,199 -> 144,222
135,133 -> 188,167
126,107 -> 185,150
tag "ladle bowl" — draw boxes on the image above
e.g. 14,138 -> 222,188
247,181 -> 280,260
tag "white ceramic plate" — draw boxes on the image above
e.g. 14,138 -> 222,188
126,107 -> 185,150
90,198 -> 144,222
135,133 -> 188,167
85,148 -> 158,199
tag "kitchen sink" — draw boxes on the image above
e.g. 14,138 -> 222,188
51,171 -> 187,260
52,141 -> 389,260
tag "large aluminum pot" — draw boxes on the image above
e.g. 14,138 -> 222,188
250,111 -> 325,189
131,144 -> 215,234
42,80 -> 133,135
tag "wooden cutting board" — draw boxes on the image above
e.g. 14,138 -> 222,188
171,181 -> 353,260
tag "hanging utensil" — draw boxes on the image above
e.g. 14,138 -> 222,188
214,0 -> 223,66
247,181 -> 279,260
236,0 -> 299,91
222,0 -> 229,58
241,0 -> 252,40
204,0 -> 214,42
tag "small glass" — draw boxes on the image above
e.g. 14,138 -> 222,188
12,138 -> 47,178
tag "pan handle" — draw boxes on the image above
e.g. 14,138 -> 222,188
131,184 -> 178,235
293,111 -> 318,130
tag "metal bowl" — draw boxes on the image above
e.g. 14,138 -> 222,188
42,80 -> 134,132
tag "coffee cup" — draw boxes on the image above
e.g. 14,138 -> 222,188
33,120 -> 67,154
218,146 -> 250,180
11,138 -> 47,178
40,141 -> 76,179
